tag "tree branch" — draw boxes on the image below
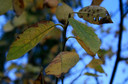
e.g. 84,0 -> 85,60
110,0 -> 124,83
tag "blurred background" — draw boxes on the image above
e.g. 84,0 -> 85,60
0,0 -> 128,84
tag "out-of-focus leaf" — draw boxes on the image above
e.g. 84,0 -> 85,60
91,0 -> 103,5
84,72 -> 101,77
45,51 -> 79,78
44,0 -> 58,8
15,72 -> 23,78
69,18 -> 101,56
55,3 -> 74,24
97,49 -> 107,63
7,21 -> 55,61
25,64 -> 40,73
86,58 -> 104,73
13,0 -> 24,16
77,6 -> 113,24
0,0 -> 12,15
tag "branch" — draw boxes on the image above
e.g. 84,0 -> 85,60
120,57 -> 128,61
110,0 -> 124,83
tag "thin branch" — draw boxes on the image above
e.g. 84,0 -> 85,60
122,10 -> 128,18
120,57 -> 128,61
110,0 -> 124,83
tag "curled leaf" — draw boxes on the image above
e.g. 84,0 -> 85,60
69,18 -> 101,56
45,51 -> 79,78
77,6 -> 113,24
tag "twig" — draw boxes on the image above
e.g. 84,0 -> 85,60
110,0 -> 124,83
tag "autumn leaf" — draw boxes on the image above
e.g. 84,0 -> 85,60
69,18 -> 101,56
45,51 -> 79,78
77,6 -> 113,24
55,3 -> 74,24
86,58 -> 105,73
91,0 -> 103,6
0,0 -> 12,15
84,72 -> 101,77
7,21 -> 55,61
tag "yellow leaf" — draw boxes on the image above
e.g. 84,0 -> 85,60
45,51 -> 79,78
77,6 -> 113,24
91,0 -> 103,6
7,21 -> 55,61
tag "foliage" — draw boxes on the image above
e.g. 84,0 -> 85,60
0,0 -> 119,84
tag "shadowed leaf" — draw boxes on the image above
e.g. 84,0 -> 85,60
45,51 -> 79,78
7,21 -> 55,61
69,18 -> 101,56
77,6 -> 113,24
86,58 -> 104,73
85,72 -> 101,77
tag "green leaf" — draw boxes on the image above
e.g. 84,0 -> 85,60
97,49 -> 107,62
45,51 -> 79,78
91,0 -> 103,6
7,21 -> 55,61
55,2 -> 74,24
0,0 -> 12,15
69,18 -> 101,56
86,58 -> 104,73
84,72 -> 101,77
77,6 -> 113,24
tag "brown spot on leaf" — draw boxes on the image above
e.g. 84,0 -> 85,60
99,17 -> 113,24
87,14 -> 90,17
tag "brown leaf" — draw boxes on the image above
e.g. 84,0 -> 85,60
77,6 -> 113,24
91,0 -> 103,6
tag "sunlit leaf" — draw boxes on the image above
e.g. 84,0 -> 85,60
84,72 -> 101,77
91,0 -> 103,5
7,21 -> 55,61
45,51 -> 79,78
55,3 -> 74,24
77,6 -> 113,24
0,0 -> 12,15
86,58 -> 104,73
69,18 -> 101,56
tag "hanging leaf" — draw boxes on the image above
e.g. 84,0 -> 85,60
69,18 -> 101,56
45,51 -> 79,78
86,58 -> 104,73
91,0 -> 103,6
97,49 -> 107,63
7,21 -> 55,61
13,0 -> 24,16
84,72 -> 101,77
55,3 -> 74,24
0,0 -> 12,15
77,6 -> 113,24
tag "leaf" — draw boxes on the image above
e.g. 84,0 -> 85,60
55,3 -> 74,24
86,58 -> 104,73
45,51 -> 79,78
13,0 -> 24,16
84,72 -> 101,77
91,0 -> 103,6
7,21 -> 55,61
0,0 -> 12,15
97,49 -> 107,63
69,18 -> 101,56
77,6 -> 113,24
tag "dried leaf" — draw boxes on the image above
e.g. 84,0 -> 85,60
0,0 -> 12,15
55,3 -> 74,24
84,72 -> 101,77
45,51 -> 79,78
86,58 -> 104,73
91,0 -> 103,5
69,18 -> 101,56
77,6 -> 113,24
7,21 -> 55,61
